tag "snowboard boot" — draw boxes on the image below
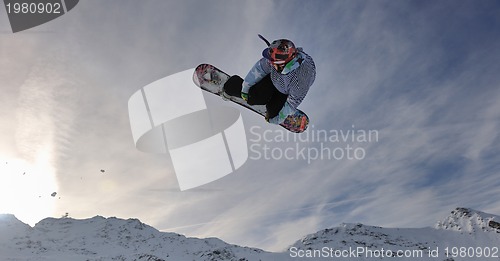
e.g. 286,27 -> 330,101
222,75 -> 244,101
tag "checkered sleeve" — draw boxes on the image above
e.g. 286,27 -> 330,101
286,52 -> 316,109
242,58 -> 271,94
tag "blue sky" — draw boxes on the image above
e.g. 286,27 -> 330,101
1,0 -> 499,252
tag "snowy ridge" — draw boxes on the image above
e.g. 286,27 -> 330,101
1,208 -> 500,260
291,208 -> 500,260
0,214 -> 282,261
291,223 -> 435,254
436,207 -> 500,233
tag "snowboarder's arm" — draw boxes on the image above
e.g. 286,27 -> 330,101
286,54 -> 316,109
241,58 -> 271,95
286,86 -> 310,110
269,55 -> 315,124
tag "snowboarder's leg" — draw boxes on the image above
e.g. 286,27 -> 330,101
247,75 -> 287,118
222,74 -> 287,118
265,90 -> 288,119
223,75 -> 275,105
223,75 -> 244,97
247,75 -> 275,105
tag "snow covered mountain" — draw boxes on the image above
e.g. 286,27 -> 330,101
0,214 -> 284,261
0,207 -> 499,260
291,207 -> 500,260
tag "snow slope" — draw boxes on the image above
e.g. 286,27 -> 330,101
0,207 -> 499,260
291,207 -> 500,260
0,214 -> 285,261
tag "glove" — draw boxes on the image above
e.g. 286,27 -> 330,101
241,82 -> 251,102
241,92 -> 248,101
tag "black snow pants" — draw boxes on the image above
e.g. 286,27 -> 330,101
223,75 -> 287,119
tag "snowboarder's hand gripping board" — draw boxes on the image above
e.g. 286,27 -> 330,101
193,64 -> 309,133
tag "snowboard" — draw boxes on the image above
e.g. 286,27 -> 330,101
193,64 -> 309,133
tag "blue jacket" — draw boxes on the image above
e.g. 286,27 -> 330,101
242,48 -> 316,124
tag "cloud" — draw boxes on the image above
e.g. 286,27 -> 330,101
1,0 -> 499,252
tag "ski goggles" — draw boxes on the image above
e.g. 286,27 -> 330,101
262,47 -> 302,74
262,48 -> 293,64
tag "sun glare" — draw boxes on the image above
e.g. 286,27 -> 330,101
0,150 -> 58,226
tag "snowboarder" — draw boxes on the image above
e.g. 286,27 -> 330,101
222,36 -> 316,125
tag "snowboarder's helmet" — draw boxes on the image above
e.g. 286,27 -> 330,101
262,39 -> 297,64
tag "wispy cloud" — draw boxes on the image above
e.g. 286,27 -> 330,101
1,0 -> 499,253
